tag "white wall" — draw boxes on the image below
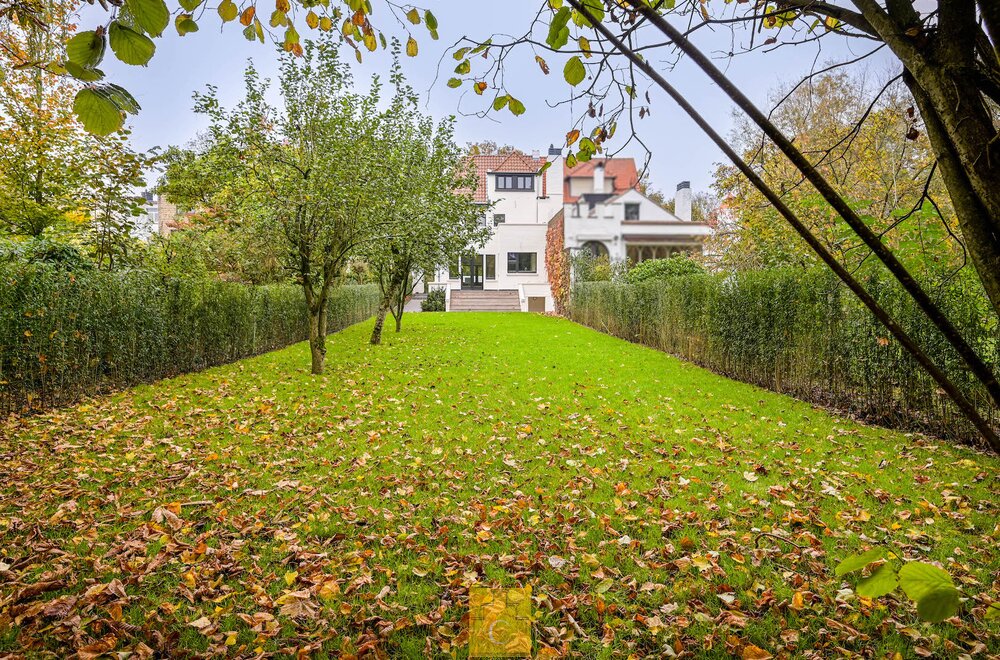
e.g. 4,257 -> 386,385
564,188 -> 711,261
429,155 -> 563,312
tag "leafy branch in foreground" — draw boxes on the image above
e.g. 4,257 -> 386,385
835,550 -> 963,623
1,0 -> 440,134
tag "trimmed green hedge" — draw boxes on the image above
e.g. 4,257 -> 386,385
569,268 -> 999,441
0,263 -> 378,414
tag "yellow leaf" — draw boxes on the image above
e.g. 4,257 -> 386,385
284,570 -> 298,585
406,36 -> 418,57
306,10 -> 318,29
742,645 -> 773,660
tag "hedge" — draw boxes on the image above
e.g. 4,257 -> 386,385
569,268 -> 1000,442
0,263 -> 379,415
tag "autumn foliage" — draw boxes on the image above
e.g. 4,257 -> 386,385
544,209 -> 570,315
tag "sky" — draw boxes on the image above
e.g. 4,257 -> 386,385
86,0 -> 897,198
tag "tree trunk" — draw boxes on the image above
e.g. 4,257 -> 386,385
905,71 -> 1000,318
308,307 -> 326,374
370,301 -> 389,345
395,315 -> 402,332
850,0 -> 1000,319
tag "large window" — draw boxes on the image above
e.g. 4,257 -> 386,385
507,252 -> 537,274
496,174 -> 535,191
624,203 -> 640,220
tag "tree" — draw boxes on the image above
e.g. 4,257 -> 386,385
192,39 -> 382,374
81,129 -> 152,270
0,0 -> 91,238
712,71 -> 963,278
365,62 -> 486,345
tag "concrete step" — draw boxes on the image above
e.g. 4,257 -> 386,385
449,290 -> 522,312
451,305 -> 521,311
451,291 -> 518,297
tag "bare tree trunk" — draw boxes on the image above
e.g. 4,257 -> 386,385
308,307 -> 326,375
370,301 -> 389,345
905,71 -> 1000,316
849,0 -> 1000,318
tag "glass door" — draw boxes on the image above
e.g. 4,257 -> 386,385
461,254 -> 484,290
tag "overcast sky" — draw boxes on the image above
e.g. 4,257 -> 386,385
87,0 -> 896,199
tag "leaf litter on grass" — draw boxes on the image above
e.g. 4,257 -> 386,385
0,313 -> 998,657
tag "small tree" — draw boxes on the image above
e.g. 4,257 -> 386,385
365,60 -> 486,345
194,39 -> 383,374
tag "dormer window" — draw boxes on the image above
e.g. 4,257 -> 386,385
496,174 -> 534,191
624,203 -> 640,220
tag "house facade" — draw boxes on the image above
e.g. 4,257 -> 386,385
429,147 -> 564,312
563,158 -> 712,262
430,148 -> 711,312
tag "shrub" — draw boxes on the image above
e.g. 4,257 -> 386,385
569,267 -> 999,442
0,263 -> 379,415
571,252 -> 629,283
625,255 -> 704,284
421,288 -> 446,312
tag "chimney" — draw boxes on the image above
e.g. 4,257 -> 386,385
593,161 -> 605,193
675,181 -> 692,221
548,143 -> 562,156
532,149 -> 540,158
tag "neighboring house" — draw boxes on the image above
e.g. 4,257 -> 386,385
157,195 -> 181,237
563,158 -> 712,262
429,147 -> 564,312
133,190 -> 159,240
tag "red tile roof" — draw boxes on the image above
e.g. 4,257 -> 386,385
463,151 -> 550,203
563,158 -> 639,203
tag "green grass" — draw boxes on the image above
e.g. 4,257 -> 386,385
1,312 -> 997,657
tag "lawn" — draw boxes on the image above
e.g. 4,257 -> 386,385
1,312 -> 997,657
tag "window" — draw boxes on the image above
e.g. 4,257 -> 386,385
624,203 -> 640,220
493,214 -> 506,226
507,252 -> 537,274
581,241 -> 609,259
496,174 -> 534,191
485,254 -> 496,279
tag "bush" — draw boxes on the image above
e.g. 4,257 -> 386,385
626,255 -> 704,284
569,267 -> 999,442
571,252 -> 628,283
0,263 -> 379,414
421,288 -> 446,312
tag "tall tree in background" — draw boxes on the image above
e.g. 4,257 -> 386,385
366,60 -> 486,345
194,39 -> 383,374
713,72 -> 960,277
82,129 -> 151,270
0,0 -> 89,238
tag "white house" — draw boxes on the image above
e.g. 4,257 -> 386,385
429,149 -> 711,312
563,158 -> 712,262
429,147 -> 563,312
